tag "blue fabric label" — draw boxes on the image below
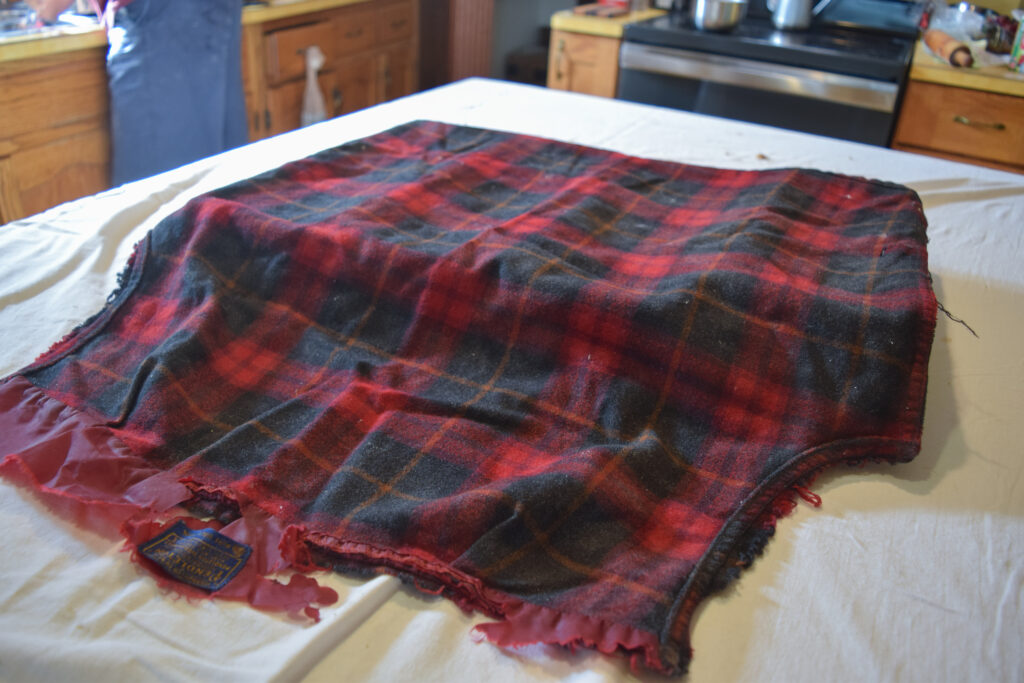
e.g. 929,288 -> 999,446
139,521 -> 252,592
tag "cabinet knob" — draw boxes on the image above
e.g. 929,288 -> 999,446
332,87 -> 344,112
953,114 -> 1006,131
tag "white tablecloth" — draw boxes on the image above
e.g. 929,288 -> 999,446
0,79 -> 1021,683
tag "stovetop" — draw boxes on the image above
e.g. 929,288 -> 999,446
807,0 -> 924,37
623,13 -> 915,81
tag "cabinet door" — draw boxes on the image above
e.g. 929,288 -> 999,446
245,1 -> 419,143
241,23 -> 268,140
265,72 -> 335,137
379,44 -> 416,103
1,127 -> 109,221
332,54 -> 377,115
547,29 -> 620,98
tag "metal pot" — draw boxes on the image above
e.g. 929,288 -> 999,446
692,0 -> 748,32
767,0 -> 834,30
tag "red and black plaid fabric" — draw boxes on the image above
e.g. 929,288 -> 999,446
0,121 -> 936,674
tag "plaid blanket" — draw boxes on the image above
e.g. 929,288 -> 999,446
0,121 -> 936,674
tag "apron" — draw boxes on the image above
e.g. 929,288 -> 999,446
103,0 -> 247,185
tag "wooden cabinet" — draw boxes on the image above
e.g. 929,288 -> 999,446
891,42 -> 1024,174
546,29 -> 620,98
0,46 -> 111,223
893,79 -> 1024,173
245,0 -> 419,140
0,1 -> 418,223
544,8 -> 664,98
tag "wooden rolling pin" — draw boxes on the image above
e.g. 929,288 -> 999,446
924,29 -> 975,67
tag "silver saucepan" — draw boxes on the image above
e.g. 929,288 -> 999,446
692,0 -> 748,32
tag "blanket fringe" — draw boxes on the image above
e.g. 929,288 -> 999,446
300,530 -> 675,674
472,600 -> 671,675
2,371 -> 829,674
0,376 -> 337,622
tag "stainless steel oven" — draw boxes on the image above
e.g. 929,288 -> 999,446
617,0 -> 922,146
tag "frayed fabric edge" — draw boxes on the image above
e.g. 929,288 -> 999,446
705,478 -> 823,595
0,375 -> 338,622
472,601 -> 669,675
29,236 -> 147,373
0,373 -> 931,677
0,374 -> 674,673
661,435 -> 926,676
303,532 -> 673,674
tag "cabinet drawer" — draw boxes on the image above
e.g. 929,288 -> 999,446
265,21 -> 334,85
379,44 -> 416,102
334,6 -> 375,56
377,0 -> 413,44
894,80 -> 1024,167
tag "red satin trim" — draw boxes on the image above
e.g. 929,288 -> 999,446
0,375 -> 337,619
472,600 -> 670,675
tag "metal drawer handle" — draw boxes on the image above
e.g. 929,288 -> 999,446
953,114 -> 1006,131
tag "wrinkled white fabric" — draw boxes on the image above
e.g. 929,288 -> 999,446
0,79 -> 1021,683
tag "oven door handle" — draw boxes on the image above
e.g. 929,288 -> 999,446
619,42 -> 898,113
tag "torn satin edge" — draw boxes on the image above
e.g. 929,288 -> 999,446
0,372 -> 935,674
0,376 -> 337,621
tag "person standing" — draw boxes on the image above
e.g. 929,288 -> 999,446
27,0 -> 248,186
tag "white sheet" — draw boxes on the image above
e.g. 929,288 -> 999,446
1,79 -> 1021,683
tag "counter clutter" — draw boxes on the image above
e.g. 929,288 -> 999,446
2,0 -> 1022,226
896,0 -> 1024,174
925,27 -> 976,66
921,0 -> 1022,71
892,38 -> 1024,173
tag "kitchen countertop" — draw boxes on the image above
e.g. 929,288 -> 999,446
241,0 -> 378,24
550,7 -> 665,38
0,0 -> 377,63
0,23 -> 104,63
909,39 -> 1024,97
